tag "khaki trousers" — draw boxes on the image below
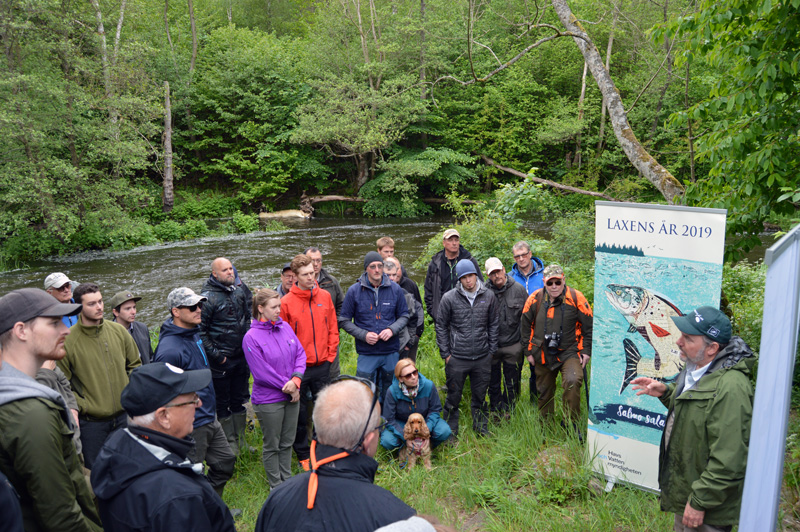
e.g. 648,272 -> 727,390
535,356 -> 583,421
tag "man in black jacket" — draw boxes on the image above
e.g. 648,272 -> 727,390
435,260 -> 499,438
255,378 -> 415,532
91,362 -> 236,532
484,258 -> 529,414
200,257 -> 252,456
110,290 -> 153,364
423,228 -> 482,325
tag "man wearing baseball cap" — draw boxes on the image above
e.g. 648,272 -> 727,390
0,289 -> 102,532
423,228 -> 482,326
153,287 -> 236,505
110,290 -> 153,364
632,306 -> 756,531
91,363 -> 236,531
276,262 -> 295,298
44,272 -> 79,328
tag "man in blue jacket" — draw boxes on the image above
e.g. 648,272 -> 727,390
339,251 -> 409,404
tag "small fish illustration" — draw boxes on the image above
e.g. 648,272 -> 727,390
605,284 -> 684,393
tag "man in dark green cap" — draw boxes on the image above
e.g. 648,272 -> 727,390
632,306 -> 756,532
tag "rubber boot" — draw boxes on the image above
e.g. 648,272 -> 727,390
232,411 -> 256,454
219,415 -> 238,457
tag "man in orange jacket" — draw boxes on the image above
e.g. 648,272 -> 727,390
280,253 -> 339,469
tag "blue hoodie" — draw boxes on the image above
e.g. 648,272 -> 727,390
510,256 -> 545,295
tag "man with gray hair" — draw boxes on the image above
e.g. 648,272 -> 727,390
384,257 -> 424,362
255,378 -> 416,531
91,362 -> 236,531
154,287 -> 236,505
44,272 -> 79,328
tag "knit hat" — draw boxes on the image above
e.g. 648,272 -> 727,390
364,251 -> 383,270
455,259 -> 477,280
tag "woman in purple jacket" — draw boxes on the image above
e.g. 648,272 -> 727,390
243,288 -> 306,489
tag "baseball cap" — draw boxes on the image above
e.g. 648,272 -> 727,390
44,272 -> 72,291
121,362 -> 211,416
0,289 -> 82,335
166,287 -> 206,311
281,262 -> 292,273
543,264 -> 565,281
109,291 -> 141,310
443,228 -> 460,240
671,306 -> 732,344
485,257 -> 504,275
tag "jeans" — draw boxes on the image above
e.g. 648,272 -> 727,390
79,412 -> 127,470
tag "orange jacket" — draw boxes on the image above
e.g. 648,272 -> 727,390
280,283 -> 339,367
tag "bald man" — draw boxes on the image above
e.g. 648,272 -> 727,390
200,257 -> 253,456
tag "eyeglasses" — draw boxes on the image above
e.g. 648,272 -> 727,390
331,375 -> 381,452
545,279 -> 563,287
180,302 -> 203,312
165,394 -> 200,409
513,252 -> 531,260
310,259 -> 322,264
400,369 -> 419,379
367,264 -> 384,270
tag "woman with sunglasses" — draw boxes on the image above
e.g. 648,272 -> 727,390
380,359 -> 452,453
243,288 -> 306,489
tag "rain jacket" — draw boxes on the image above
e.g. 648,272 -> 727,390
199,275 -> 251,369
435,280 -> 499,361
255,444 -> 415,532
486,274 -> 529,348
91,426 -> 235,532
657,336 -> 756,526
59,317 -> 141,418
423,245 -> 482,324
339,273 -> 409,356
153,319 -> 217,429
383,374 -> 443,437
0,363 -> 102,532
280,283 -> 339,367
509,257 -> 545,295
243,318 -> 306,405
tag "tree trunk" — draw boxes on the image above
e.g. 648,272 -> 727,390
573,60 -> 588,169
551,0 -> 684,203
355,154 -> 370,190
650,0 -> 673,141
187,0 -> 197,74
163,81 -> 174,213
685,62 -> 696,182
164,0 -> 178,70
595,5 -> 617,156
112,0 -> 127,65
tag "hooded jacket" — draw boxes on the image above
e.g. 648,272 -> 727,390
0,363 -> 102,532
423,245 -> 482,324
509,257 -> 545,295
59,317 -> 141,418
153,319 -> 216,429
339,273 -> 409,356
435,280 -> 499,361
91,427 -> 236,532
657,337 -> 756,526
255,444 -> 415,532
383,374 -> 443,436
486,275 -> 529,347
199,275 -> 251,368
243,318 -> 306,405
280,283 -> 339,367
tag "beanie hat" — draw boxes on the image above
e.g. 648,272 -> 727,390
364,251 -> 383,270
455,259 -> 477,280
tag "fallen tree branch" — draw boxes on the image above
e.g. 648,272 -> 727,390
306,195 -> 480,205
480,155 -> 621,201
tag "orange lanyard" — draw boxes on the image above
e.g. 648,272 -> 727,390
306,440 -> 350,509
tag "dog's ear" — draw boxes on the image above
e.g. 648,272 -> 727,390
419,421 -> 431,439
404,420 -> 414,441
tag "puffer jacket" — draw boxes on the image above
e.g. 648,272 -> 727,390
280,283 -> 339,367
339,273 -> 409,356
382,374 -> 443,436
435,280 -> 499,361
423,245 -> 482,324
153,319 -> 217,429
243,318 -> 306,405
657,337 -> 756,526
396,289 -> 424,352
317,268 -> 345,316
486,275 -> 529,347
92,426 -> 235,532
509,257 -> 545,295
199,275 -> 251,368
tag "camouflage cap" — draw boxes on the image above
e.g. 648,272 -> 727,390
542,264 -> 565,281
166,287 -> 206,311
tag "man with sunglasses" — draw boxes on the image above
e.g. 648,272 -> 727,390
154,287 -> 236,505
255,378 -> 415,531
44,272 -> 79,328
91,363 -> 236,532
520,265 -> 593,435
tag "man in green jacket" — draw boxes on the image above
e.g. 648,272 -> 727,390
58,283 -> 141,469
632,306 -> 756,531
0,288 -> 102,532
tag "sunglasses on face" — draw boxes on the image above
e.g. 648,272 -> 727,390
400,369 -> 419,379
180,303 -> 203,312
545,279 -> 563,287
55,284 -> 72,292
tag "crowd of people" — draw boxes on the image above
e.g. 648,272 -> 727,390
0,229 -> 756,532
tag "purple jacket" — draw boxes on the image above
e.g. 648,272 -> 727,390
243,319 -> 306,405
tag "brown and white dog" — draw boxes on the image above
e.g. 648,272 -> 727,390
399,413 -> 432,470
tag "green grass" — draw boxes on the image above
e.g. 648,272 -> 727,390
222,321 -> 672,531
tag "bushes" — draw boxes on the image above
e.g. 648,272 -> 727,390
233,211 -> 260,234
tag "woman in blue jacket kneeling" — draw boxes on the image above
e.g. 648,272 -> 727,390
381,359 -> 451,451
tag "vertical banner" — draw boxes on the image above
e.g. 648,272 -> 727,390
588,202 -> 727,491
